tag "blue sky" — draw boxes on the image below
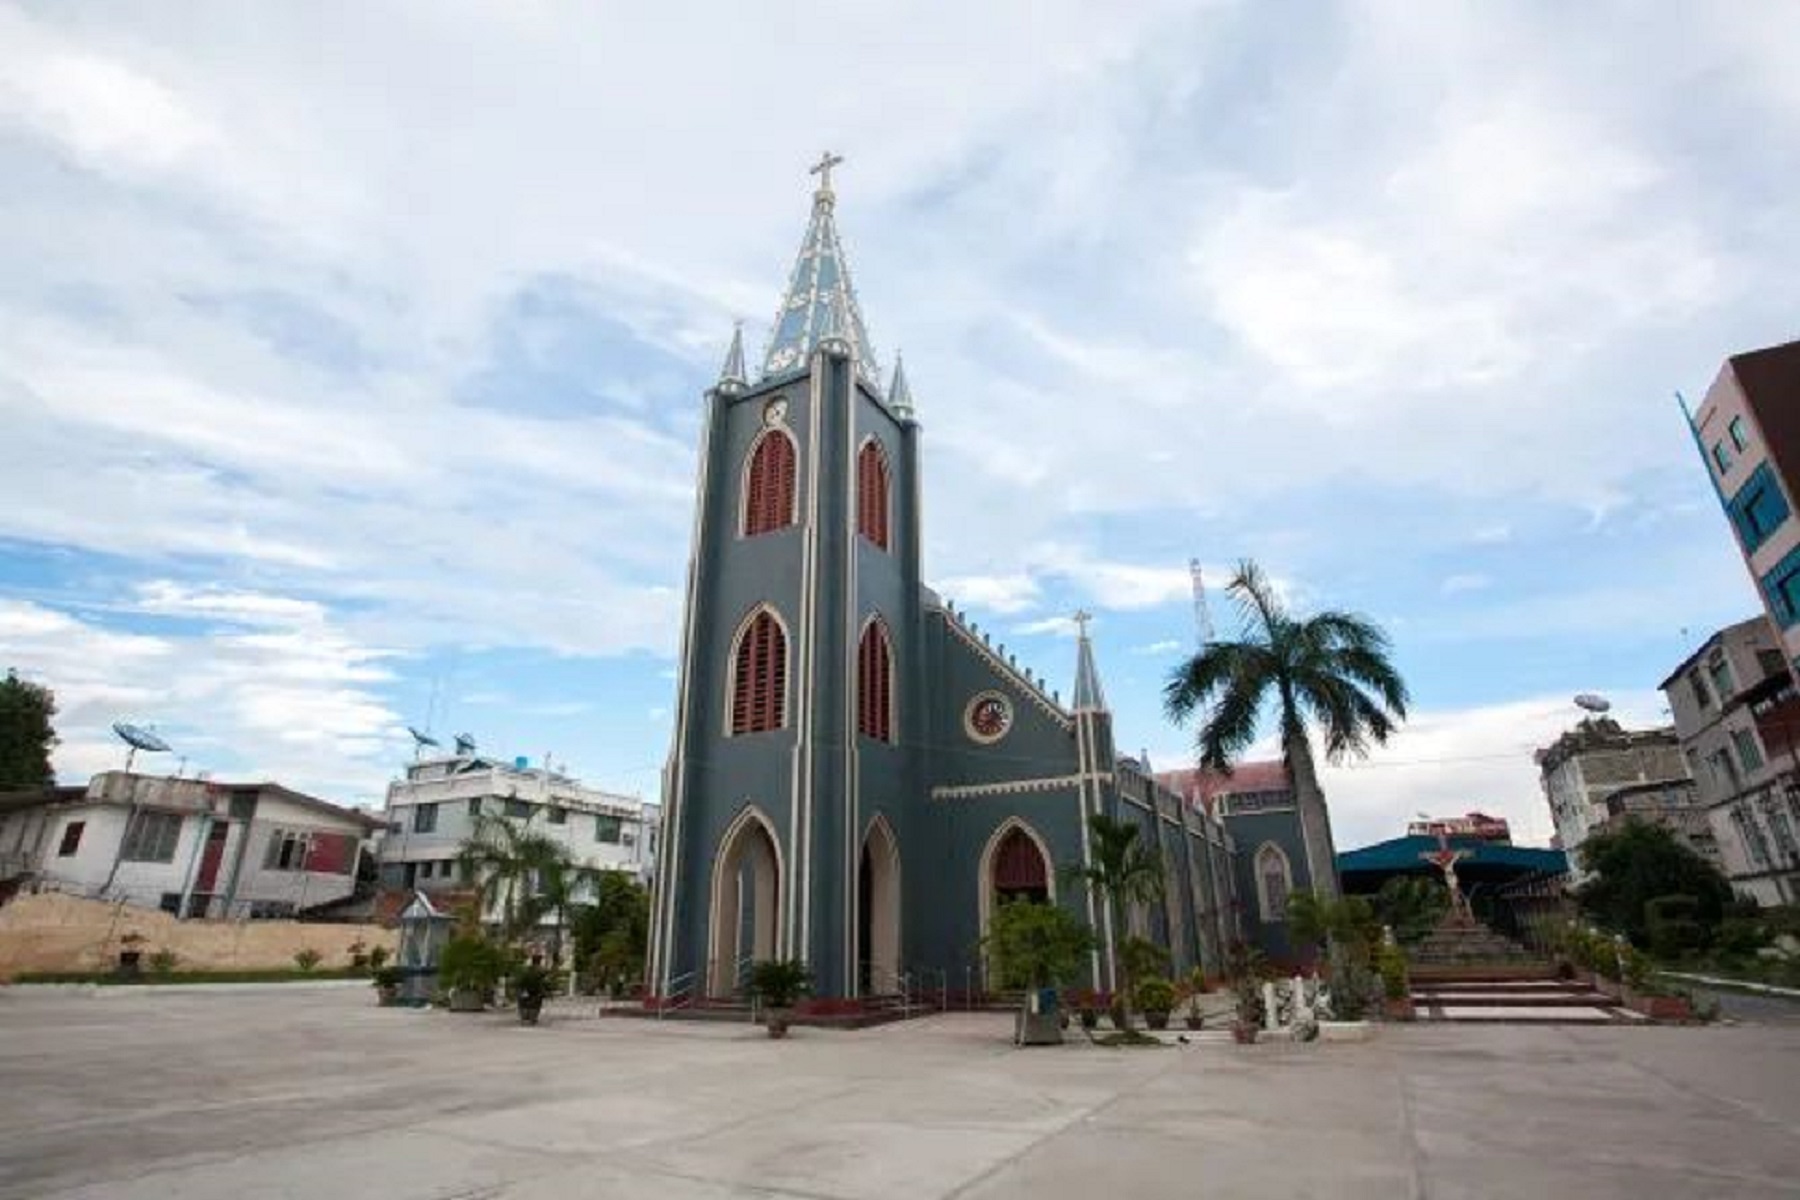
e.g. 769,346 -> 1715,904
1,1 -> 1796,847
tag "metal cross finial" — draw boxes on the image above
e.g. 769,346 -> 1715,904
810,150 -> 845,193
1073,609 -> 1093,636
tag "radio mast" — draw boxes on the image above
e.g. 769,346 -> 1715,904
1190,558 -> 1215,649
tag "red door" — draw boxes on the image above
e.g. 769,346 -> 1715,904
193,821 -> 230,893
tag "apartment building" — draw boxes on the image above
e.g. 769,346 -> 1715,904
378,752 -> 658,898
1535,720 -> 1691,879
1687,338 -> 1800,685
1661,617 -> 1800,905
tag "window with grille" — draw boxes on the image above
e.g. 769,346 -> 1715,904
858,618 -> 893,742
596,814 -> 623,844
57,821 -> 84,857
743,431 -> 797,536
121,811 -> 183,863
412,804 -> 438,834
857,439 -> 890,550
263,830 -> 310,871
1255,843 -> 1291,923
731,609 -> 788,734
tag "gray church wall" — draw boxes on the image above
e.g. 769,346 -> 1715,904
1224,805 -> 1314,968
925,617 -> 1082,791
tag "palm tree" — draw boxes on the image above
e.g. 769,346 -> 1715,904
1063,812 -> 1164,1028
457,811 -> 594,964
1164,559 -> 1408,901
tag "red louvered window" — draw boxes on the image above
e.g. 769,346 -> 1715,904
731,610 -> 788,735
856,439 -> 890,550
858,618 -> 893,742
993,829 -> 1048,893
743,432 -> 797,537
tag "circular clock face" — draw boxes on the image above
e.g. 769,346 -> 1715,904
762,397 -> 789,426
965,692 -> 1013,743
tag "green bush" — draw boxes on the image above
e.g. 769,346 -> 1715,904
982,900 -> 1096,991
511,964 -> 554,1003
1645,894 -> 1706,959
1714,916 -> 1772,958
293,948 -> 322,973
1134,976 -> 1176,1015
1376,942 -> 1408,1000
438,934 -> 504,994
746,959 -> 811,1008
147,948 -> 179,976
367,945 -> 390,971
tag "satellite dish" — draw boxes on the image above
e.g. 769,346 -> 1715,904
407,726 -> 441,761
1573,694 -> 1611,714
112,721 -> 172,772
454,732 -> 477,756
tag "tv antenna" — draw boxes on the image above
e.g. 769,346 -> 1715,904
1190,558 -> 1215,648
454,732 -> 477,756
112,721 -> 172,773
407,726 -> 441,760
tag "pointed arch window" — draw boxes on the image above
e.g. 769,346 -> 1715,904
730,609 -> 788,735
1255,842 -> 1292,924
856,439 -> 890,551
858,618 -> 894,742
743,431 -> 797,537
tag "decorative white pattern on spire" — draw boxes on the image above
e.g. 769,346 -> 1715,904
761,152 -> 880,388
1071,609 -> 1108,712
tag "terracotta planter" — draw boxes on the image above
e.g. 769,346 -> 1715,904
765,1007 -> 792,1039
1631,994 -> 1694,1021
376,986 -> 400,1007
1184,1014 -> 1204,1030
517,997 -> 544,1025
1232,1022 -> 1258,1045
1383,997 -> 1416,1022
1144,1010 -> 1170,1031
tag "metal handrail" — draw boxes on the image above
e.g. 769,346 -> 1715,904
659,968 -> 698,1019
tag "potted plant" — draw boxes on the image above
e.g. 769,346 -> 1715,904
1228,941 -> 1267,1044
981,900 -> 1096,1046
1077,993 -> 1100,1031
373,965 -> 403,1006
512,964 -> 553,1025
116,931 -> 146,979
1184,967 -> 1208,1030
747,959 -> 812,1038
439,934 -> 500,1012
1136,977 -> 1176,1030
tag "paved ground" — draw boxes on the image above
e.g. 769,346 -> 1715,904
3,985 -> 1800,1199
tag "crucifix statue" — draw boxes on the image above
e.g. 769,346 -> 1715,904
1420,828 -> 1473,919
810,150 -> 845,195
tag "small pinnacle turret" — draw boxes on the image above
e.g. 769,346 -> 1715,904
889,353 -> 914,418
1071,610 -> 1108,712
716,323 -> 747,395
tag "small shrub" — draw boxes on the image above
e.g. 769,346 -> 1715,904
293,948 -> 323,973
367,945 -> 390,971
1376,942 -> 1408,1001
148,948 -> 179,976
746,959 -> 812,1008
347,940 -> 370,972
372,966 -> 404,990
1645,894 -> 1706,959
1134,976 -> 1176,1015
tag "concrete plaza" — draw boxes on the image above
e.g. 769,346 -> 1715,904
2,984 -> 1798,1199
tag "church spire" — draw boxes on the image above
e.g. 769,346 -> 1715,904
1071,610 -> 1108,712
716,322 -> 747,395
761,151 -> 880,388
888,353 -> 914,419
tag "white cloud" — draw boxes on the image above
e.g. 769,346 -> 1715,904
938,572 -> 1040,615
1012,616 -> 1080,638
1440,573 -> 1492,595
1133,639 -> 1183,656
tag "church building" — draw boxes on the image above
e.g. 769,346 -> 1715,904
647,158 -> 1310,1004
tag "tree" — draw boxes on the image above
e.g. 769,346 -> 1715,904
571,871 -> 651,995
0,670 -> 57,789
1577,819 -> 1734,948
456,811 -> 595,966
1164,560 -> 1408,899
983,898 -> 1096,992
1063,812 -> 1164,1028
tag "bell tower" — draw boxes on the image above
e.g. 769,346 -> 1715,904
649,158 -> 924,1001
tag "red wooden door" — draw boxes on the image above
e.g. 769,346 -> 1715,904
193,821 -> 230,893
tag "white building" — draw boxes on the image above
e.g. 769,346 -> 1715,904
1535,719 -> 1690,881
1661,617 -> 1800,905
0,772 -> 381,918
377,753 -> 658,899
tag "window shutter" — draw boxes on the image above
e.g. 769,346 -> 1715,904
858,620 -> 893,742
744,433 -> 797,536
857,441 -> 890,550
732,611 -> 788,734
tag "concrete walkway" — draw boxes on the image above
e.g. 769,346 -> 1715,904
2,985 -> 1798,1198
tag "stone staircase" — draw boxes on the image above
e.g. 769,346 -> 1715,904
1413,978 -> 1643,1024
1409,911 -> 1543,972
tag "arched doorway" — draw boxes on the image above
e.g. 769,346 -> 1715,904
978,821 -> 1055,989
708,808 -> 782,996
857,816 -> 901,994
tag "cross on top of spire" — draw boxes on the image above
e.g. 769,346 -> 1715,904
810,150 -> 844,201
